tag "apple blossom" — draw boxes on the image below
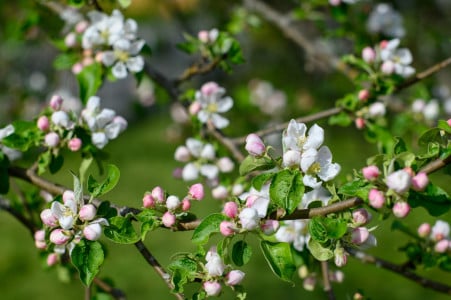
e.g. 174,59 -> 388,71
261,219 -> 279,235
423,100 -> 440,121
367,3 -> 405,38
392,201 -> 410,218
205,249 -> 225,276
217,157 -> 234,173
351,227 -> 370,244
195,82 -> 233,129
219,221 -> 235,237
368,189 -> 385,209
434,240 -> 450,253
380,39 -> 415,77
411,172 -> 429,191
51,200 -> 78,230
162,211 -> 176,227
283,149 -> 301,167
79,204 -> 97,221
47,253 -> 59,266
245,133 -> 266,156
45,132 -> 60,147
417,223 -> 431,238
368,102 -> 386,118
239,208 -> 260,231
174,146 -> 191,162
68,138 -> 82,152
212,185 -> 228,200
203,281 -> 222,297
275,220 -> 309,251
83,223 -> 102,241
166,195 -> 181,210
362,165 -> 380,181
62,190 -> 75,204
102,38 -> 145,79
50,229 -> 71,245
225,270 -> 245,286
37,116 -> 50,131
431,220 -> 450,241
362,47 -> 376,63
386,169 -> 411,194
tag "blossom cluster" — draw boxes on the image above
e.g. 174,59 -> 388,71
63,9 -> 145,79
417,220 -> 451,253
36,190 -> 108,266
37,95 -> 127,151
142,183 -> 205,227
202,247 -> 245,297
362,165 -> 429,218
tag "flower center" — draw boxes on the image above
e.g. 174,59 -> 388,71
296,136 -> 306,149
115,50 -> 129,62
206,102 -> 218,113
307,162 -> 321,175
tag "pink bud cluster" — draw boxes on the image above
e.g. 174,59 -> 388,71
417,220 -> 451,253
362,165 -> 429,218
142,183 -> 205,228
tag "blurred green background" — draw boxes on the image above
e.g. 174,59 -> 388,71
1,0 -> 451,299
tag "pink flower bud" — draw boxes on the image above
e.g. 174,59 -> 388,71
403,167 -> 415,177
232,184 -> 244,196
162,211 -> 176,227
368,189 -> 385,209
75,20 -> 89,33
198,30 -> 209,43
172,167 -> 183,179
82,56 -> 94,66
386,169 -> 411,194
219,221 -> 235,236
334,247 -> 347,267
212,185 -> 228,200
188,183 -> 204,200
411,172 -> 429,191
245,133 -> 266,156
68,137 -> 82,152
40,208 -> 58,227
72,62 -> 83,74
447,119 -> 451,127
434,239 -> 450,253
261,219 -> 279,235
352,208 -> 371,225
62,190 -> 75,204
34,230 -> 47,249
45,132 -> 60,147
226,270 -> 245,286
392,201 -> 410,218
362,165 -> 380,181
217,157 -> 234,173
200,82 -> 220,96
223,201 -> 238,218
379,40 -> 388,49
381,60 -> 395,74
47,253 -> 59,266
50,229 -> 70,245
355,117 -> 365,129
189,101 -> 202,115
79,204 -> 97,221
203,281 -> 222,297
151,186 -> 165,203
174,146 -> 191,162
431,220 -> 449,241
303,276 -> 316,291
181,198 -> 191,211
83,223 -> 102,241
37,116 -> 50,131
417,223 -> 431,238
351,227 -> 370,244
64,32 -> 77,47
362,46 -> 376,63
143,194 -> 155,208
358,89 -> 370,102
49,95 -> 63,111
95,52 -> 103,63
166,195 -> 180,210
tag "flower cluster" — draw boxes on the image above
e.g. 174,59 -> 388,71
37,95 -> 127,151
367,3 -> 405,38
202,247 -> 245,297
174,138 -> 234,185
189,82 -> 234,129
36,190 -> 108,266
417,220 -> 451,253
142,183 -> 205,228
362,165 -> 429,218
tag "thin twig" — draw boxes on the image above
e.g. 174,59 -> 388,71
321,261 -> 336,300
85,285 -> 91,300
420,154 -> 451,175
206,122 -> 245,163
347,248 -> 451,295
0,196 -> 36,234
93,277 -> 127,300
144,63 -> 180,101
134,241 -> 185,300
176,58 -> 222,84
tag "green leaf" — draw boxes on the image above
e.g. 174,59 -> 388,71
328,111 -> 353,127
232,240 -> 252,267
251,172 -> 275,191
338,179 -> 371,199
307,239 -> 334,261
309,217 -> 347,243
393,137 -> 407,154
419,128 -> 448,146
136,210 -> 159,240
260,241 -> 296,283
269,169 -> 304,215
79,156 -> 93,186
408,184 -> 451,216
168,255 -> 198,293
118,0 -> 132,8
103,216 -> 140,244
76,62 -> 103,104
87,164 -> 120,197
49,154 -> 64,174
71,172 -> 83,204
71,240 -> 104,286
191,213 -> 227,245
239,155 -> 276,176
53,53 -> 79,70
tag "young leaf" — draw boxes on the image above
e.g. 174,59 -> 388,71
239,155 -> 276,176
408,184 -> 451,216
251,172 -> 275,191
87,164 -> 120,198
307,239 -> 334,261
260,241 -> 296,283
103,216 -> 140,244
71,240 -> 105,286
77,62 -> 103,104
269,169 -> 304,215
191,213 -> 227,245
232,240 -> 252,267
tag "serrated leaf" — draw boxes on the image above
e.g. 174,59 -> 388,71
71,240 -> 104,286
307,239 -> 334,261
269,169 -> 304,215
260,241 -> 296,283
239,155 -> 276,176
103,216 -> 140,244
87,164 -> 120,197
338,179 -> 371,199
232,240 -> 252,267
191,213 -> 227,245
77,62 -> 103,104
408,184 -> 451,216
251,172 -> 275,190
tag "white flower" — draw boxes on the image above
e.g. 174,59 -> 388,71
196,82 -> 233,129
386,169 -> 411,194
102,39 -> 145,79
82,10 -> 127,49
367,3 -> 405,38
205,248 -> 225,276
431,220 -> 450,241
275,220 -> 309,252
380,39 -> 415,78
51,111 -> 74,129
300,186 -> 331,209
368,102 -> 386,118
302,146 -> 341,188
239,208 -> 260,231
51,200 -> 78,230
423,100 -> 440,121
283,120 -> 324,152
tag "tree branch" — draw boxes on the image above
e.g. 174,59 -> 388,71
143,63 -> 180,101
93,277 -> 127,300
176,58 -> 222,84
0,196 -> 37,234
420,154 -> 451,175
347,248 -> 451,295
206,122 -> 245,162
134,241 -> 185,300
321,261 -> 336,300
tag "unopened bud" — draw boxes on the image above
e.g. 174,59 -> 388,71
188,183 -> 204,200
417,223 -> 431,238
352,208 -> 371,225
358,89 -> 370,101
68,138 -> 82,152
392,201 -> 410,218
151,186 -> 165,203
50,229 -> 70,245
223,201 -> 238,218
162,211 -> 176,227
225,270 -> 245,286
362,46 -> 376,63
217,157 -> 234,173
166,195 -> 180,210
203,281 -> 222,297
45,132 -> 60,147
181,198 -> 191,211
37,116 -> 50,131
245,133 -> 266,156
79,204 -> 97,221
355,117 -> 365,129
49,95 -> 63,111
40,208 -> 58,227
83,223 -> 102,241
212,185 -> 228,200
47,253 -> 59,266
368,189 -> 385,209
434,239 -> 450,253
261,219 -> 279,235
362,165 -> 380,181
219,221 -> 235,236
411,172 -> 429,191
